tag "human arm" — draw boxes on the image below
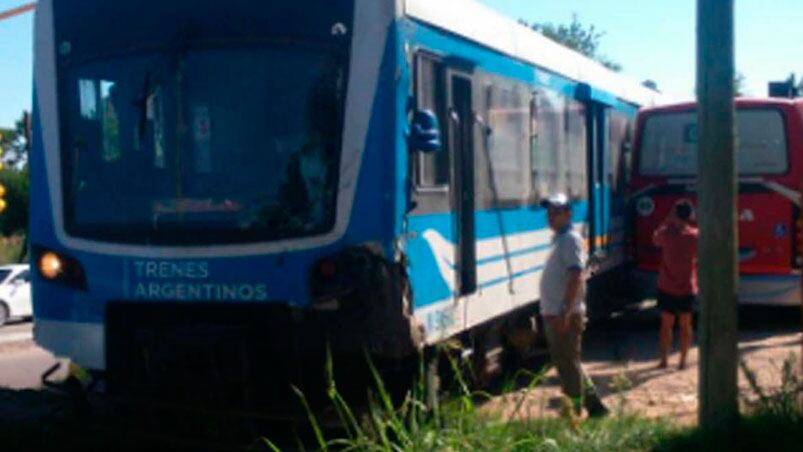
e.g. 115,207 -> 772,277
561,269 -> 583,328
557,235 -> 586,332
653,223 -> 669,248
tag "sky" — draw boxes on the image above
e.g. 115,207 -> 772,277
0,0 -> 33,128
478,0 -> 803,100
0,0 -> 802,127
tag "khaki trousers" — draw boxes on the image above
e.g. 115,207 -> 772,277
543,313 -> 601,412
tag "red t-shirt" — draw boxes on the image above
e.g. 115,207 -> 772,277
653,224 -> 699,296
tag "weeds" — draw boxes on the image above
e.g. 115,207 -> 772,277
268,349 -> 676,451
611,370 -> 634,416
740,353 -> 803,419
659,353 -> 803,452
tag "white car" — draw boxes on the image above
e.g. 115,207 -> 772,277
0,264 -> 31,327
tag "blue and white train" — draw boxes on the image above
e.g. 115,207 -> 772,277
30,0 -> 662,407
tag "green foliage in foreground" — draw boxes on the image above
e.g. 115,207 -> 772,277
657,413 -> 803,452
260,355 -> 677,452
1,353 -> 802,451
267,352 -> 803,452
292,413 -> 677,452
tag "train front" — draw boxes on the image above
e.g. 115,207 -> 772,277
30,0 -> 413,409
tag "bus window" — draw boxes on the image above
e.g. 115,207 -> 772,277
638,109 -> 788,176
484,83 -> 531,206
738,110 -> 788,174
415,53 -> 449,188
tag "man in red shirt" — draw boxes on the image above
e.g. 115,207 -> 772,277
653,201 -> 698,370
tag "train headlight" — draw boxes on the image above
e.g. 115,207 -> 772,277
39,252 -> 64,280
33,247 -> 88,291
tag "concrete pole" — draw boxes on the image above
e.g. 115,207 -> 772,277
697,0 -> 739,431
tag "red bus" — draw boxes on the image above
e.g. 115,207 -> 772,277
629,98 -> 803,306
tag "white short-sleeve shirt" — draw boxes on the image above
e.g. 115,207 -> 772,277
539,227 -> 587,317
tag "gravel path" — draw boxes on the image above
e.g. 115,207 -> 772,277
486,308 -> 801,426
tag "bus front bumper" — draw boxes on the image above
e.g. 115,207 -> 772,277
34,319 -> 106,370
630,270 -> 801,307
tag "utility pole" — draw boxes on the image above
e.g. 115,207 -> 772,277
697,0 -> 739,431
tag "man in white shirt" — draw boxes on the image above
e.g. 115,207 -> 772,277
539,194 -> 609,418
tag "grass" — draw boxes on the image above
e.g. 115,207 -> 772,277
262,351 -> 679,451
2,351 -> 802,451
656,412 -> 803,452
657,353 -> 803,452
267,350 -> 803,451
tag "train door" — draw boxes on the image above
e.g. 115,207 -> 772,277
446,69 -> 478,296
579,84 -> 613,256
407,52 -> 477,327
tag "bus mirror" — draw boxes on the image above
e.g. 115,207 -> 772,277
409,109 -> 442,154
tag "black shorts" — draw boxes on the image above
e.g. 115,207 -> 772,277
657,291 -> 695,315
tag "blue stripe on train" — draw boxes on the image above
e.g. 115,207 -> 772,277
406,202 -> 589,309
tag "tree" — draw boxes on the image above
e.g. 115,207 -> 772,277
0,112 -> 31,243
734,72 -> 746,97
0,111 -> 31,169
521,14 -> 623,72
0,166 -> 29,237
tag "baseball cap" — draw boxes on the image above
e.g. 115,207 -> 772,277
540,193 -> 571,210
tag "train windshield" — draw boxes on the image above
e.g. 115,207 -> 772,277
60,47 -> 347,245
638,109 -> 788,177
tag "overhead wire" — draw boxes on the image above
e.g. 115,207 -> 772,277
0,3 -> 36,23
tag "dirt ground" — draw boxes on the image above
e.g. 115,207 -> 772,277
487,307 -> 802,426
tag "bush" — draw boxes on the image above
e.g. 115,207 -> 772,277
0,234 -> 24,264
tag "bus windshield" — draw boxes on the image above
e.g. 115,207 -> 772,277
638,109 -> 788,177
61,47 -> 346,245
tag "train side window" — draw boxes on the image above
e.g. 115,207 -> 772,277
566,99 -> 588,200
414,53 -> 449,188
609,111 -> 633,194
484,83 -> 531,206
531,89 -> 566,197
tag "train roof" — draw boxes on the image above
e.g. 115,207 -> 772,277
403,0 -> 667,108
639,97 -> 803,115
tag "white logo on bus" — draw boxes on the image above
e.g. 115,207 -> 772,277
636,197 -> 655,217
